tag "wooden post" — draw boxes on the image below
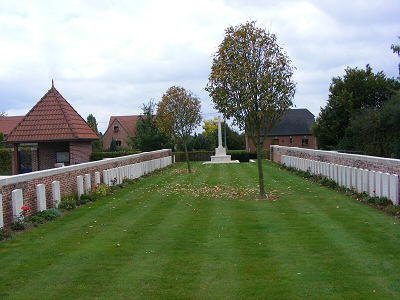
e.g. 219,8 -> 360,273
13,143 -> 20,175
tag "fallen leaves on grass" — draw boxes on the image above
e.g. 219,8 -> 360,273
157,181 -> 259,200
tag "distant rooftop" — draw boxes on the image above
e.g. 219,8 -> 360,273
106,115 -> 144,136
0,116 -> 24,136
268,109 -> 315,136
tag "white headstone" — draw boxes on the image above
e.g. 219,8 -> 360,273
362,169 -> 369,194
357,168 -> 363,193
36,183 -> 46,212
375,172 -> 383,198
52,181 -> 61,208
95,172 -> 101,185
369,171 -> 376,197
77,175 -> 84,199
12,189 -> 23,221
337,165 -> 343,186
351,167 -> 358,190
382,173 -> 390,199
389,174 -> 399,205
85,174 -> 91,193
345,166 -> 352,189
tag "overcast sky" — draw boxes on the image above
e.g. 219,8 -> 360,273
1,0 -> 399,133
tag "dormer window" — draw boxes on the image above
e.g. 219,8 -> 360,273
113,125 -> 120,132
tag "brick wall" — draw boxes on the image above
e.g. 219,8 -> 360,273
246,135 -> 317,152
270,146 -> 400,175
103,120 -> 130,149
1,149 -> 172,228
70,141 -> 92,164
38,142 -> 70,169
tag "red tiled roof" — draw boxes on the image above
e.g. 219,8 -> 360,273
5,85 -> 99,143
105,115 -> 144,137
0,116 -> 24,136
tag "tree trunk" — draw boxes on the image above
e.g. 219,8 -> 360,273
256,142 -> 267,198
184,141 -> 192,174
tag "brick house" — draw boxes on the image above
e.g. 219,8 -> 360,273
102,115 -> 143,149
5,83 -> 99,174
246,108 -> 317,152
0,116 -> 24,140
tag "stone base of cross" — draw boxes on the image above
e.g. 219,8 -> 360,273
203,116 -> 239,164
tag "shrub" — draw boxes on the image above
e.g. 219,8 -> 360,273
363,196 -> 392,206
11,216 -> 26,230
173,151 -> 214,162
47,207 -> 62,217
385,205 -> 400,216
0,227 -> 12,241
58,198 -> 77,211
28,208 -> 61,227
228,150 -> 257,162
93,183 -> 110,197
0,148 -> 12,175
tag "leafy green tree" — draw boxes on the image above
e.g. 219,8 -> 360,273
0,132 -> 5,147
186,133 -> 214,151
202,118 -> 219,148
157,86 -> 202,173
130,100 -> 172,152
339,91 -> 400,158
391,36 -> 400,75
205,21 -> 296,198
0,109 -> 6,116
202,118 -> 245,150
86,114 -> 103,150
110,137 -> 118,152
225,126 -> 245,150
311,65 -> 399,150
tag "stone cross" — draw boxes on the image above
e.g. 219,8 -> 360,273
217,117 -> 223,148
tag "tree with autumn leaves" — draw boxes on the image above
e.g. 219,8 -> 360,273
157,86 -> 202,173
206,21 -> 296,198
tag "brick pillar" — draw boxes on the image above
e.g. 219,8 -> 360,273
31,147 -> 38,172
11,144 -> 20,175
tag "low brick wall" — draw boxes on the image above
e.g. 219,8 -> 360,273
270,146 -> 400,175
1,149 -> 172,228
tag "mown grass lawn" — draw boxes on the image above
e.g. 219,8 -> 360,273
1,161 -> 400,300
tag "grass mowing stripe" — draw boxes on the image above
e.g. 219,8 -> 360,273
1,161 -> 400,299
261,162 -> 400,298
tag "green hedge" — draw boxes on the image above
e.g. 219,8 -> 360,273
173,151 -> 214,162
173,150 -> 260,162
228,150 -> 257,162
0,148 -> 12,174
90,150 -> 141,161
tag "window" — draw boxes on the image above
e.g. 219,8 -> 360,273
302,136 -> 309,146
56,152 -> 70,163
113,125 -> 120,132
116,140 -> 122,147
289,136 -> 292,144
272,138 -> 279,145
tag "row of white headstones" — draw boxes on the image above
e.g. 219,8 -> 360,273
0,157 -> 173,228
282,155 -> 399,205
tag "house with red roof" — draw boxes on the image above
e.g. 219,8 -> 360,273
102,115 -> 143,149
5,83 -> 99,174
0,116 -> 24,139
